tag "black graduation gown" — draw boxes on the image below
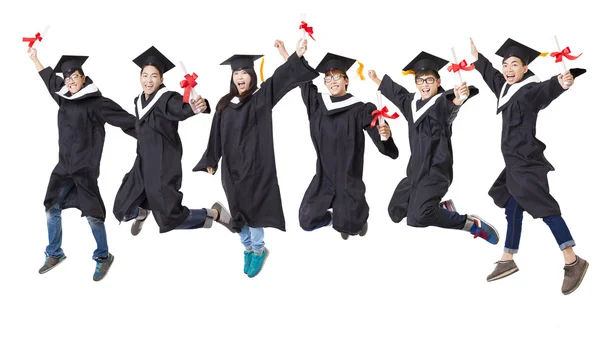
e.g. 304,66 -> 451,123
378,74 -> 479,226
193,52 -> 319,233
39,67 -> 138,220
297,82 -> 399,234
113,85 -> 210,233
474,53 -> 585,218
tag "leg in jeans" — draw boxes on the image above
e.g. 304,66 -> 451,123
45,181 -> 75,258
123,193 -> 148,222
249,227 -> 265,254
543,215 -> 577,264
239,225 -> 252,251
87,216 -> 108,260
504,196 -> 524,254
175,209 -> 209,229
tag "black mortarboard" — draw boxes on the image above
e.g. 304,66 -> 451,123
54,55 -> 88,74
132,46 -> 175,74
315,53 -> 356,73
402,51 -> 448,73
220,54 -> 264,70
495,38 -> 541,65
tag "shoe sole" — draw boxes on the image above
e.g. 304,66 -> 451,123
487,266 -> 519,282
248,249 -> 270,278
212,201 -> 236,233
93,255 -> 115,282
39,256 -> 67,274
562,261 -> 589,295
471,214 -> 499,245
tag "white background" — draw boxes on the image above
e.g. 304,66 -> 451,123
1,0 -> 598,355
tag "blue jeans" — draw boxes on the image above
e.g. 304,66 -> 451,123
239,226 -> 265,253
46,181 -> 109,261
504,196 -> 576,253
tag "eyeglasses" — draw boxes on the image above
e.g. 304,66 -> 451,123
64,74 -> 82,83
324,73 -> 346,83
415,77 -> 436,85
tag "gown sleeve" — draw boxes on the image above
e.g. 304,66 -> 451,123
193,111 -> 222,173
473,53 -> 506,99
362,102 -> 399,159
256,52 -> 319,109
99,97 -> 138,139
38,67 -> 65,105
164,92 -> 212,121
378,74 -> 411,120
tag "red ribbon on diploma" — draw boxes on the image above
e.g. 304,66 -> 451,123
180,73 -> 198,103
370,106 -> 399,127
22,32 -> 42,48
447,60 -> 474,73
299,21 -> 315,40
550,47 -> 581,63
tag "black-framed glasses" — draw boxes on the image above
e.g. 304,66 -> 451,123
415,77 -> 436,85
64,74 -> 82,83
324,73 -> 346,83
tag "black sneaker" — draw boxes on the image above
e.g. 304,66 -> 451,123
131,208 -> 149,236
93,253 -> 114,281
39,255 -> 67,274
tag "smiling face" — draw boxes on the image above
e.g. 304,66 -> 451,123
232,70 -> 252,95
324,70 -> 348,97
502,56 -> 528,84
139,65 -> 163,97
414,70 -> 440,100
64,70 -> 86,94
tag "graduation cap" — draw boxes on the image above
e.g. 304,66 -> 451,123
220,54 -> 264,71
132,46 -> 175,74
402,51 -> 448,75
315,53 -> 356,73
495,38 -> 542,65
54,55 -> 88,75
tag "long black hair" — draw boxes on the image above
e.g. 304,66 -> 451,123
216,68 -> 258,113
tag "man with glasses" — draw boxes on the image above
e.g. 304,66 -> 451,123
275,45 -> 399,240
28,48 -> 138,281
368,52 -> 500,245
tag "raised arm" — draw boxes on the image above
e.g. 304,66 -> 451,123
256,39 -> 319,109
30,48 -> 64,105
471,38 -> 505,98
369,70 -> 411,115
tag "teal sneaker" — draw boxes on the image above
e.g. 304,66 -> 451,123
93,253 -> 114,281
39,254 -> 67,274
243,250 -> 253,274
248,248 -> 269,278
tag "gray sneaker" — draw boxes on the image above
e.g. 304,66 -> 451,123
39,255 -> 67,274
562,256 -> 589,295
93,253 -> 114,282
487,260 -> 519,281
212,201 -> 236,233
131,208 -> 149,236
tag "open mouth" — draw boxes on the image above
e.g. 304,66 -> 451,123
330,84 -> 339,91
144,84 -> 154,91
421,87 -> 431,95
505,74 -> 516,81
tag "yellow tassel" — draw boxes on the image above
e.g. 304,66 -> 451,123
539,52 -> 549,57
402,69 -> 414,75
356,61 -> 365,80
260,57 -> 265,83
